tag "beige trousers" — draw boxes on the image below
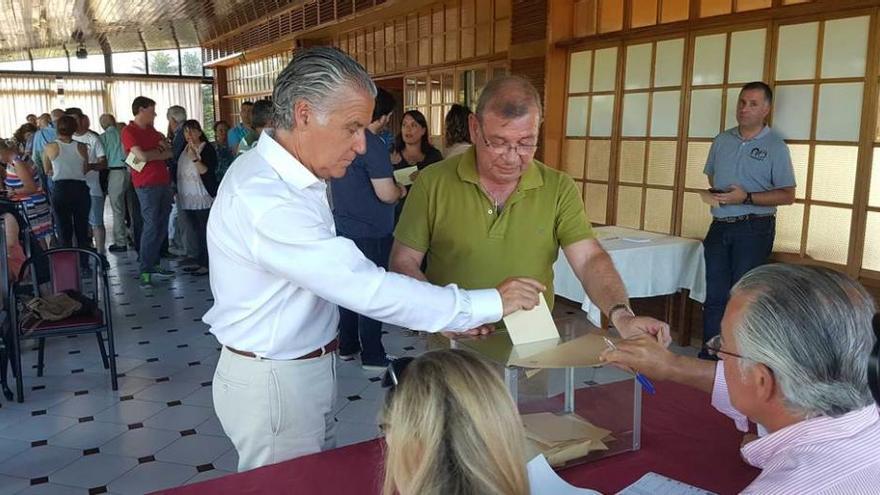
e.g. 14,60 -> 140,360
212,347 -> 337,472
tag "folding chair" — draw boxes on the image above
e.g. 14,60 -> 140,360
8,247 -> 116,402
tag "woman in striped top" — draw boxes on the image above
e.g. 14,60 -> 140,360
0,139 -> 53,246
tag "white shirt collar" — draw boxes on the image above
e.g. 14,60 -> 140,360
256,129 -> 321,190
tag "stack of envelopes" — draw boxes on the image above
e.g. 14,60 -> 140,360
522,412 -> 613,467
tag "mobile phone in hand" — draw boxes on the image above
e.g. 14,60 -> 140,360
708,187 -> 729,194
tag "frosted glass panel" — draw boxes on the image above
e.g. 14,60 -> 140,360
647,141 -> 677,186
625,43 -> 652,90
650,90 -> 681,137
811,145 -> 857,204
566,96 -> 590,136
692,34 -> 726,85
587,140 -> 611,181
789,144 -> 809,200
773,84 -> 813,140
806,206 -> 851,264
585,183 -> 608,225
593,47 -> 618,92
821,16 -> 869,78
775,22 -> 818,81
569,51 -> 592,93
685,142 -> 712,189
688,89 -> 722,138
863,212 -> 880,271
619,141 -> 646,183
644,188 -> 673,233
681,192 -> 713,238
728,29 -> 766,84
563,139 -> 586,179
622,93 -> 649,136
616,186 -> 643,229
816,83 -> 863,142
654,39 -> 684,87
871,149 -> 880,207
590,95 -> 615,137
773,203 -> 803,254
724,87 -> 740,131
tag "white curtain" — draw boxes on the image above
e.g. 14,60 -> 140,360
0,75 -> 204,139
108,79 -> 203,135
60,78 -> 107,127
0,76 -> 54,137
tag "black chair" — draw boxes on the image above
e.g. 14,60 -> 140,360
8,247 -> 116,402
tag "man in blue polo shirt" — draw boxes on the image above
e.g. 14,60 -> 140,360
330,87 -> 406,370
700,81 -> 796,358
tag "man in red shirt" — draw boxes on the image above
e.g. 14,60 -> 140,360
121,96 -> 175,287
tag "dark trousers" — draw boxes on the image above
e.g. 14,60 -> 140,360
183,208 -> 211,268
702,216 -> 776,348
51,180 -> 90,250
135,185 -> 173,274
338,235 -> 393,365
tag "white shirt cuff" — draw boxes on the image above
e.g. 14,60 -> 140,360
465,288 -> 503,328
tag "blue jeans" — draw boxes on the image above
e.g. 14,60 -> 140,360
338,236 -> 393,365
135,185 -> 173,274
702,216 -> 776,347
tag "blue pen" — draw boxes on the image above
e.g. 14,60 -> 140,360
603,337 -> 656,395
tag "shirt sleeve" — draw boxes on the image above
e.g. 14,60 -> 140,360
556,174 -> 595,248
120,128 -> 134,154
393,173 -> 431,253
92,136 -> 106,159
711,360 -> 751,432
769,141 -> 797,189
364,135 -> 394,180
252,200 -> 502,331
703,138 -> 718,178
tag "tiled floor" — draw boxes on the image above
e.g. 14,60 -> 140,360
0,242 -> 699,494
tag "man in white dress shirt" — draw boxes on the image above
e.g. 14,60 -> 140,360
203,46 -> 545,472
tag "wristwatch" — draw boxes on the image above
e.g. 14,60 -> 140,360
743,192 -> 753,205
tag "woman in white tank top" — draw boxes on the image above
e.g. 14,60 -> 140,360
41,115 -> 92,249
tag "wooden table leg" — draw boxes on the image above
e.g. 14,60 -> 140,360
676,289 -> 693,347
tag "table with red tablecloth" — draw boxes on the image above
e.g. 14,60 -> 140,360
155,379 -> 759,495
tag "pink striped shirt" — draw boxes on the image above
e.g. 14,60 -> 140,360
711,361 -> 880,494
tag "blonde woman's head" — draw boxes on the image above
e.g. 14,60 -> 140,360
381,349 -> 529,495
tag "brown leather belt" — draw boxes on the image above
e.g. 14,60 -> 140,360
225,338 -> 338,361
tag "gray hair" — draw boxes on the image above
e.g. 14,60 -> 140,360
732,264 -> 877,418
167,105 -> 187,124
475,75 -> 543,122
271,46 -> 376,131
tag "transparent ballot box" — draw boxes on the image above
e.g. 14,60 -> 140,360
452,315 -> 642,468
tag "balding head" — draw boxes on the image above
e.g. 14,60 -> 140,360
475,76 -> 543,123
50,108 -> 64,122
99,114 -> 116,130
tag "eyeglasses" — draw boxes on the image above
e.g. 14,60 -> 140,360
381,356 -> 415,389
703,334 -> 747,360
477,123 -> 538,157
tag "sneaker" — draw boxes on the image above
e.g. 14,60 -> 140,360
338,352 -> 359,362
108,244 -> 127,253
151,266 -> 175,280
361,354 -> 397,372
139,272 -> 153,288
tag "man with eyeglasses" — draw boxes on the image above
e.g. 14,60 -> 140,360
391,75 -> 669,341
601,264 -> 880,493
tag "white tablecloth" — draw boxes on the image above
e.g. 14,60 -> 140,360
553,226 -> 706,326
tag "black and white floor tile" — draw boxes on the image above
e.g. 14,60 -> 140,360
0,233 -> 698,494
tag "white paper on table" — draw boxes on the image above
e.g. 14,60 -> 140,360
616,472 -> 717,495
527,454 -> 601,495
503,293 -> 559,346
393,165 -> 418,186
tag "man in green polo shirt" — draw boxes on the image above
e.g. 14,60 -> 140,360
392,75 -> 669,340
